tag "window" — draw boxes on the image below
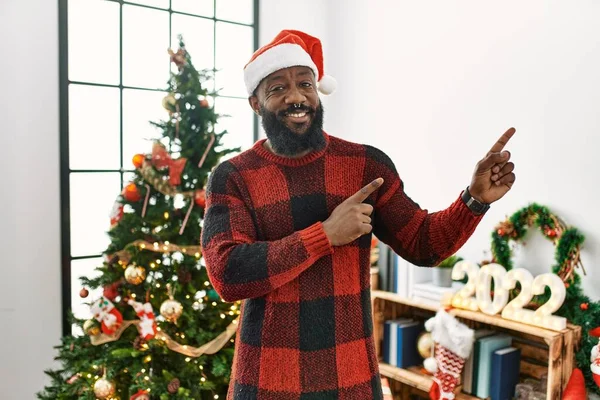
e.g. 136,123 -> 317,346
59,0 -> 259,334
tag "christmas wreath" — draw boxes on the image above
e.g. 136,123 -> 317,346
490,203 -> 600,394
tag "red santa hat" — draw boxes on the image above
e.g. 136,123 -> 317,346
244,29 -> 337,96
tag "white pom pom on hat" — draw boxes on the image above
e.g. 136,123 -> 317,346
244,29 -> 336,96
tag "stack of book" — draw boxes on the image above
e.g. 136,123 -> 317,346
382,318 -> 424,368
461,330 -> 522,400
411,281 -> 464,306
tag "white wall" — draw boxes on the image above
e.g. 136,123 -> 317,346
0,1 -> 62,398
371,1 -> 600,301
306,0 -> 600,301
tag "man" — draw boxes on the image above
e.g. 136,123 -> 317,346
201,30 -> 516,400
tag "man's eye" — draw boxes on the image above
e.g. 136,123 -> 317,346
269,86 -> 283,92
301,82 -> 312,87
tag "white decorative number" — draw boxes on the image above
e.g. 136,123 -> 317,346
532,273 -> 567,330
501,268 -> 536,324
449,263 -> 566,331
475,263 -> 509,315
451,260 -> 479,311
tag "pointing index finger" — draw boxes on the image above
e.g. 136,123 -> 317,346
351,178 -> 384,203
489,127 -> 516,154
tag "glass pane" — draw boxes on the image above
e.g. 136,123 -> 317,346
214,97 -> 254,156
216,0 -> 254,24
171,14 -> 214,73
69,84 -> 120,170
70,172 -> 121,257
70,257 -> 104,322
123,5 -> 170,89
127,0 -> 169,9
122,89 -> 166,168
172,0 -> 213,18
68,0 -> 120,84
215,22 -> 254,97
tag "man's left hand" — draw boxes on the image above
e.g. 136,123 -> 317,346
468,127 -> 516,204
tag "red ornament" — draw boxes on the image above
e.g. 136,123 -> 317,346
195,189 -> 206,208
199,98 -> 210,108
103,281 -> 121,301
130,389 -> 150,400
132,154 -> 145,168
79,288 -> 89,298
123,183 -> 141,202
580,303 -> 589,311
497,228 -> 505,236
546,228 -> 557,238
565,282 -> 570,288
590,327 -> 600,337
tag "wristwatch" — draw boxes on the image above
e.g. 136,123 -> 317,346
461,186 -> 490,215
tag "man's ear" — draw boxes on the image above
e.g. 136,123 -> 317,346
248,96 -> 261,116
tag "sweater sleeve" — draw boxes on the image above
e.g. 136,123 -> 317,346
200,161 -> 333,302
365,146 -> 484,267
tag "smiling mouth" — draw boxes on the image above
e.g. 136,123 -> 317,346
284,110 -> 311,124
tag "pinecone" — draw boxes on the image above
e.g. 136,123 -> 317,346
167,378 -> 180,394
178,269 -> 192,284
133,336 -> 146,350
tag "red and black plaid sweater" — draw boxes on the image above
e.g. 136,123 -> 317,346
201,132 -> 483,400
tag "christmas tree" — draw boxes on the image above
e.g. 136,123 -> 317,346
38,36 -> 240,400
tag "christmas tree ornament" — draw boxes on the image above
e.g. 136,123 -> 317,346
130,389 -> 150,400
199,98 -> 209,108
424,310 -> 474,400
79,288 -> 89,298
417,332 -> 434,359
93,374 -> 116,399
194,189 -> 206,208
197,134 -> 215,169
66,373 -> 80,384
160,283 -> 183,323
167,377 -> 181,394
162,93 -> 177,112
592,327 -> 600,389
562,368 -> 587,399
109,200 -> 124,228
132,153 -> 145,168
91,296 -> 124,335
83,319 -> 101,336
581,303 -> 589,311
103,280 -> 122,301
124,265 -> 146,285
177,268 -> 192,285
168,47 -> 187,70
123,183 -> 141,202
128,299 -> 157,340
151,142 -> 187,186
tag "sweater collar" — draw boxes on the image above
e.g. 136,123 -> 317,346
252,131 -> 330,167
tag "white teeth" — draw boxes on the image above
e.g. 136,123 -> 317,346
287,112 -> 306,118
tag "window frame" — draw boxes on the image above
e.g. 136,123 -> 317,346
58,0 -> 259,335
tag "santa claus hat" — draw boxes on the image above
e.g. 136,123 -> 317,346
244,29 -> 337,96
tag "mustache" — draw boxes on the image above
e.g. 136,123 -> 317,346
277,105 -> 314,118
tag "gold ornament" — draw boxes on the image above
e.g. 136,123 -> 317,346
93,377 -> 116,399
162,93 -> 177,112
124,265 -> 146,285
160,283 -> 183,323
417,332 -> 434,359
83,319 -> 101,336
160,298 -> 183,323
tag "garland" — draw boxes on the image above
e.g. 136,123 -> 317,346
490,203 -> 599,394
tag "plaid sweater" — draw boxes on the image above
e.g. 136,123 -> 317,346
201,133 -> 483,400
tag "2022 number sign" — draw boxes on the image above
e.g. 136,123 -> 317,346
450,260 -> 566,331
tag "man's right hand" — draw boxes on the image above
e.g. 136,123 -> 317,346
322,178 -> 384,246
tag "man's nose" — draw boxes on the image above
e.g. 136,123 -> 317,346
284,86 -> 307,105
